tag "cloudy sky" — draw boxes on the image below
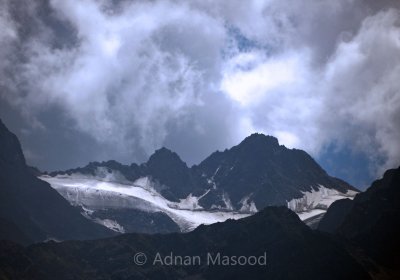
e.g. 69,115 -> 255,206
1,0 -> 400,189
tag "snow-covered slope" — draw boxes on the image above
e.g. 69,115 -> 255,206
40,174 -> 250,232
287,185 -> 357,220
40,173 -> 357,233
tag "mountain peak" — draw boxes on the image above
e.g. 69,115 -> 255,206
146,147 -> 192,200
148,147 -> 186,166
240,133 -> 279,147
154,146 -> 175,155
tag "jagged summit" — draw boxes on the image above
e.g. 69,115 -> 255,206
147,147 -> 187,168
146,147 -> 194,201
239,133 -> 280,148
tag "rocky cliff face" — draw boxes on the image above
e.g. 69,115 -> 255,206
0,119 -> 114,245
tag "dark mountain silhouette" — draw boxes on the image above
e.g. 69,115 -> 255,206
0,207 -> 371,280
0,119 -> 114,245
317,198 -> 353,233
145,147 -> 201,201
318,166 -> 400,278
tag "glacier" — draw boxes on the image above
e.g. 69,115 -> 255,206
40,174 -> 249,232
40,172 -> 357,233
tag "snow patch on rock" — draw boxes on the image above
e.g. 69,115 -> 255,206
222,192 -> 234,210
210,192 -> 234,211
239,194 -> 258,213
287,185 -> 358,220
94,218 -> 125,233
168,189 -> 210,210
287,185 -> 357,212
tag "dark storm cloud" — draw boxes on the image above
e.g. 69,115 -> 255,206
0,0 -> 399,185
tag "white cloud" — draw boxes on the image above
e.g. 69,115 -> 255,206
219,5 -> 400,177
320,8 -> 400,174
0,2 -> 17,42
220,51 -> 299,106
274,131 -> 300,148
1,0 -> 227,155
